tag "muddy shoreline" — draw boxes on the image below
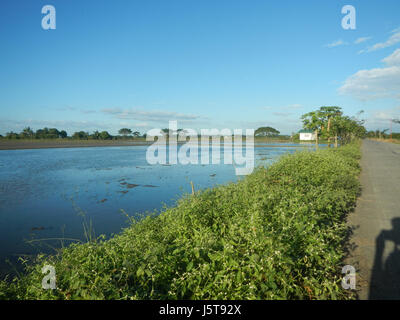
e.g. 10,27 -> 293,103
0,140 -> 153,150
0,139 -> 309,150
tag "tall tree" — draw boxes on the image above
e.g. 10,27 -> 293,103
21,127 -> 34,139
331,115 -> 366,145
99,131 -> 112,140
118,128 -> 132,136
90,131 -> 101,140
301,110 -> 324,149
72,131 -> 89,140
59,130 -> 68,139
318,106 -> 343,147
6,131 -> 19,139
48,128 -> 60,139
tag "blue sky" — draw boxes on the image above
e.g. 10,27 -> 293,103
1,0 -> 400,135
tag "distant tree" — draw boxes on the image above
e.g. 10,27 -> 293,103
33,127 -> 60,139
302,106 -> 365,148
132,131 -> 141,137
59,130 -> 68,139
48,128 -> 60,139
318,106 -> 343,147
380,129 -> 389,139
255,126 -> 280,137
291,133 -> 300,141
99,131 -> 112,140
367,128 -> 388,139
89,131 -> 100,140
21,127 -> 34,139
160,128 -> 185,137
330,114 -> 366,145
301,109 -> 328,149
6,131 -> 19,139
72,131 -> 89,140
35,128 -> 48,139
118,128 -> 132,136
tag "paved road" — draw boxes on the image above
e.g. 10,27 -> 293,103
346,140 -> 400,299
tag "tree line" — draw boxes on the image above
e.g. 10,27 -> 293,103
300,106 -> 367,147
1,127 -> 146,140
366,130 -> 400,140
2,114 -> 396,142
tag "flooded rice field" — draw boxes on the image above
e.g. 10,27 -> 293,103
0,143 -> 318,275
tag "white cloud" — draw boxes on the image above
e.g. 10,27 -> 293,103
339,48 -> 400,101
339,66 -> 400,100
325,39 -> 347,48
81,109 -> 97,114
382,48 -> 400,66
354,37 -> 371,44
272,112 -> 292,117
287,104 -> 303,109
55,106 -> 76,111
135,122 -> 150,128
101,108 -> 202,123
55,106 -> 97,114
119,121 -> 150,129
366,29 -> 400,52
261,104 -> 302,110
364,107 -> 400,130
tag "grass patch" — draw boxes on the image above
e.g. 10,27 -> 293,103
0,142 -> 361,300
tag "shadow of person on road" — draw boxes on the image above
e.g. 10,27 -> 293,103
370,218 -> 400,299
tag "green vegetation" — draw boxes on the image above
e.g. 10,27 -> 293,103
0,142 -> 361,300
118,128 -> 132,136
254,135 -> 292,142
301,107 -> 366,147
253,127 -> 291,142
5,127 -> 69,140
366,130 -> 400,141
255,126 -> 280,137
1,127 -> 145,140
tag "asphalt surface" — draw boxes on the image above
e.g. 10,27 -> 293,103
346,140 -> 400,299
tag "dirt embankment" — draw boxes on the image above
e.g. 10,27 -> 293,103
0,140 -> 152,150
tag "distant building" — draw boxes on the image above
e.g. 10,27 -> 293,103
299,129 -> 316,141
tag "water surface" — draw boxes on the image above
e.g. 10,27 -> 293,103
0,143 -> 317,275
